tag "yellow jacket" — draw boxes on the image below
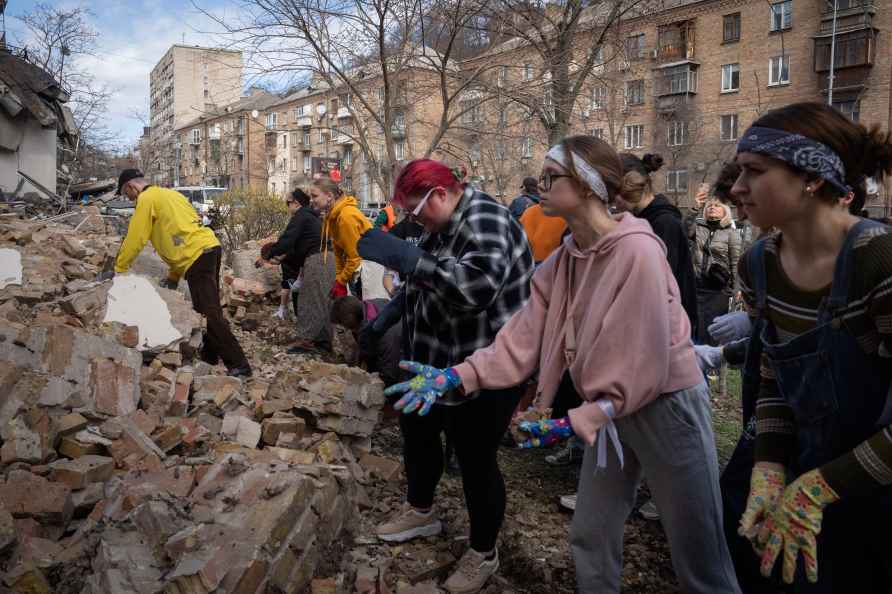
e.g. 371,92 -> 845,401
115,186 -> 220,280
322,195 -> 371,284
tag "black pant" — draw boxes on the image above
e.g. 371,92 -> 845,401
185,247 -> 250,370
399,387 -> 522,552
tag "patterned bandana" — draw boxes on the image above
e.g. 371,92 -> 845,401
545,144 -> 610,203
737,126 -> 851,194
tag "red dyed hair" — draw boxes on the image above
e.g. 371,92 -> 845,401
392,159 -> 463,208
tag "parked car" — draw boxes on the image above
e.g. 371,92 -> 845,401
173,186 -> 227,215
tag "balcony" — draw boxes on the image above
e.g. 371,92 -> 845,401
654,64 -> 698,97
336,107 -> 352,119
655,94 -> 693,114
297,116 -> 313,128
814,28 -> 876,93
655,21 -> 695,64
334,132 -> 354,145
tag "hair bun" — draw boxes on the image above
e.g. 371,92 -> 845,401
862,124 -> 892,181
642,153 -> 664,174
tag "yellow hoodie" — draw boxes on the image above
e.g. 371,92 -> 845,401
322,195 -> 371,285
115,186 -> 220,280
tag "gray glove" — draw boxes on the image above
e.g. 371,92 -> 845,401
96,270 -> 115,282
160,277 -> 179,290
694,344 -> 724,372
708,311 -> 752,345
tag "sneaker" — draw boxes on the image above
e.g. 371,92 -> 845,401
227,365 -> 253,378
559,493 -> 577,512
639,499 -> 660,521
375,503 -> 442,543
444,548 -> 499,594
545,441 -> 582,466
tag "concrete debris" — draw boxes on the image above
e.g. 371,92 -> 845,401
0,215 -> 391,593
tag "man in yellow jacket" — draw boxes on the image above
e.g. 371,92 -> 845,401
110,169 -> 251,377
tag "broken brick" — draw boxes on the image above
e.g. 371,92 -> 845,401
0,470 -> 73,525
55,412 -> 89,437
48,455 -> 114,490
91,357 -> 140,417
58,436 -> 106,459
261,416 -> 306,446
0,502 -> 15,553
359,454 -> 402,483
168,370 -> 193,417
157,351 -> 183,368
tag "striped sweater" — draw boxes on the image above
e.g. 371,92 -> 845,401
739,227 -> 892,497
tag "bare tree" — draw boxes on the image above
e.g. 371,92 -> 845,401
198,0 -> 499,198
477,0 -> 657,145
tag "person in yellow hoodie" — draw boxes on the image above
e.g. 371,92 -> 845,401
110,169 -> 251,378
309,177 -> 371,299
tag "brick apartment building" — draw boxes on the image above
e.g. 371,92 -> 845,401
167,0 -> 889,211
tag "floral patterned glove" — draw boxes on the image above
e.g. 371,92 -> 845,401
738,464 -> 786,542
383,361 -> 462,416
516,416 -> 575,449
757,468 -> 840,584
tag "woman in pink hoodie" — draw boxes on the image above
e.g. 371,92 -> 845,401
386,135 -> 741,594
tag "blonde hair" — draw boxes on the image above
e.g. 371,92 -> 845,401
312,177 -> 343,198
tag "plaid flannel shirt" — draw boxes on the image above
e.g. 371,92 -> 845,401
405,187 -> 534,405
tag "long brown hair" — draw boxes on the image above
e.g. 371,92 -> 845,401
312,177 -> 343,199
554,135 -> 624,202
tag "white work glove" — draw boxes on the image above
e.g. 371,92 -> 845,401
274,305 -> 287,320
708,311 -> 752,345
694,344 -> 724,372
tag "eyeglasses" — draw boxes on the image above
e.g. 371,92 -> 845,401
410,186 -> 438,218
538,172 -> 573,191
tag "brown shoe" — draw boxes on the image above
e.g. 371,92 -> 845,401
375,503 -> 442,543
443,548 -> 499,594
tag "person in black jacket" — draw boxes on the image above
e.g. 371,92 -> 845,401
617,153 -> 699,339
257,188 -> 322,318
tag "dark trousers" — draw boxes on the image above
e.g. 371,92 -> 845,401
399,387 -> 522,552
185,246 -> 249,370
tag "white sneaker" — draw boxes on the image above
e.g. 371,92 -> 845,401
559,493 -> 577,511
375,503 -> 442,543
639,499 -> 660,521
444,548 -> 499,594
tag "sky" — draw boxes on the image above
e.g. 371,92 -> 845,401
4,0 -> 251,149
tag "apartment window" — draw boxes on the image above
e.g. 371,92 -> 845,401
394,141 -> 406,161
271,182 -> 277,194
590,45 -> 604,64
191,128 -> 201,144
521,137 -> 533,159
723,13 -> 741,43
280,158 -> 287,172
498,108 -> 507,127
624,124 -> 644,149
495,142 -> 506,161
626,80 -> 645,106
592,128 -> 604,140
721,114 -> 739,141
293,105 -> 306,120
303,131 -> 311,145
667,120 -> 688,146
318,128 -> 325,144
377,87 -> 385,103
237,138 -> 245,154
470,143 -> 482,164
592,86 -> 608,110
291,158 -> 298,172
770,0 -> 792,32
266,112 -> 277,129
769,55 -> 791,85
720,63 -> 741,93
666,169 -> 689,193
303,154 -> 311,173
290,132 -> 299,146
461,101 -> 482,124
282,134 -> 288,149
625,33 -> 645,60
497,66 -> 508,87
523,63 -> 533,81
833,99 -> 861,122
344,149 -> 352,167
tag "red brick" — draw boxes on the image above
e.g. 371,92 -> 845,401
0,470 -> 73,525
91,357 -> 139,416
48,455 -> 114,490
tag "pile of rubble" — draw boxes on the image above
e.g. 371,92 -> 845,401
0,216 -> 390,594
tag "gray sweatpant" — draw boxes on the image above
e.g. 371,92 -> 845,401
569,383 -> 741,594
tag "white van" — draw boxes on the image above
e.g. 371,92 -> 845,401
173,186 -> 227,215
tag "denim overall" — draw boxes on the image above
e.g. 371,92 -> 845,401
722,219 -> 892,593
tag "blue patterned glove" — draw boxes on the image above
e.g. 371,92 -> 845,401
517,416 -> 575,449
383,361 -> 462,416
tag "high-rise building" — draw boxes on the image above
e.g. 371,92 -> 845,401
147,45 -> 243,185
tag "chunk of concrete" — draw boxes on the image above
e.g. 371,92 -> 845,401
0,470 -> 73,525
48,455 -> 115,490
261,416 -> 306,446
0,247 -> 23,289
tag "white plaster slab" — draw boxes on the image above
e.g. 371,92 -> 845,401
103,274 -> 182,350
0,248 -> 22,289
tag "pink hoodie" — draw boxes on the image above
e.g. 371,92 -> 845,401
453,213 -> 701,446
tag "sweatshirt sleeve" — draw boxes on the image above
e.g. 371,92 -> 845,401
729,227 -> 742,293
567,236 -> 674,445
336,209 -> 372,284
453,258 -> 554,394
267,212 -> 303,259
115,193 -> 155,273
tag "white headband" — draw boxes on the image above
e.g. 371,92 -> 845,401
545,144 -> 609,203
